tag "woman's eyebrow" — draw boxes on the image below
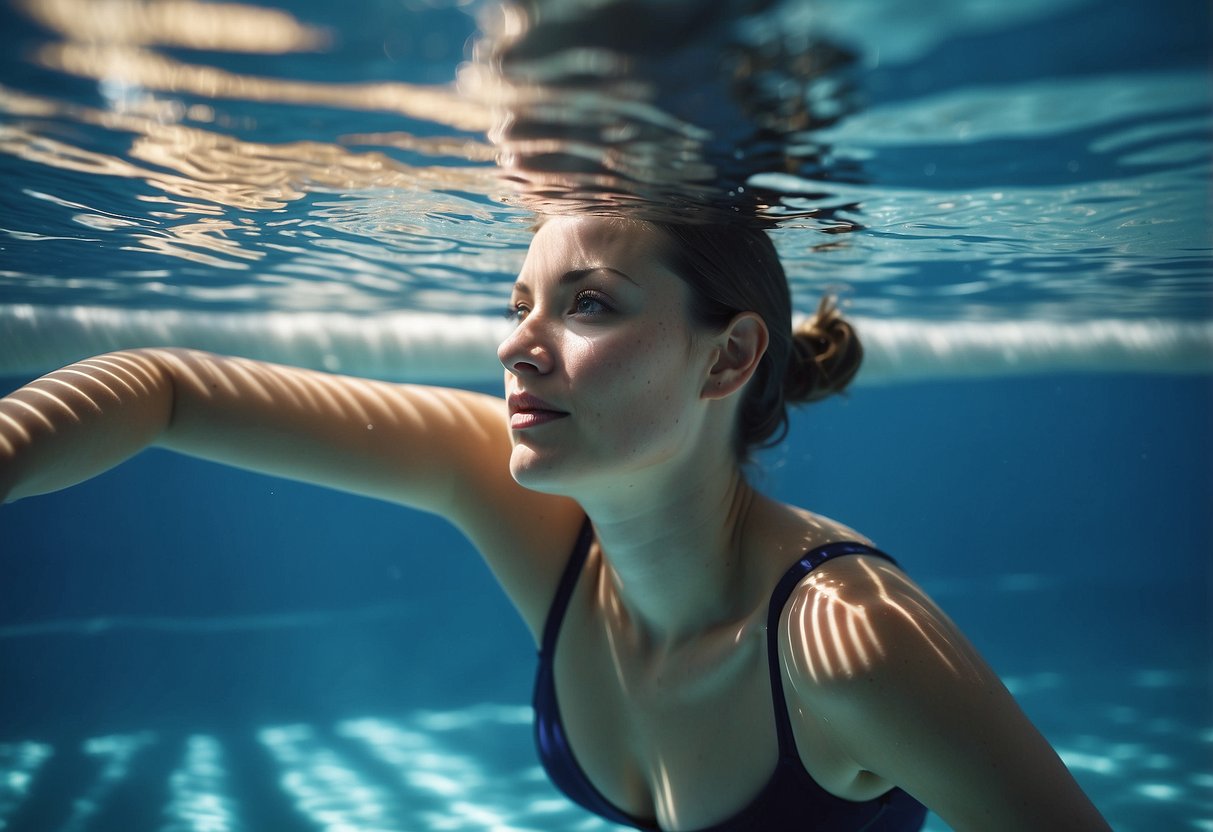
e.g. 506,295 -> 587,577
512,266 -> 638,297
572,270 -> 640,289
560,267 -> 638,286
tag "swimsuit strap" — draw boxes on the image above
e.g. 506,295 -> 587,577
541,526 -> 895,762
765,541 -> 896,760
540,516 -> 596,658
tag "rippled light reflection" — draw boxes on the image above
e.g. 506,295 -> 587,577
160,735 -> 240,832
60,732 -> 157,832
0,690 -> 1204,831
19,0 -> 328,53
36,43 -> 491,131
258,724 -> 408,832
0,742 -> 53,829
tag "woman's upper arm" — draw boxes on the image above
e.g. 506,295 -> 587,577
153,347 -> 505,512
779,555 -> 1111,832
2,348 -> 579,635
156,348 -> 583,629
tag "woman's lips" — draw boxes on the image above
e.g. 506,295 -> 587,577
508,392 -> 569,430
509,409 -> 568,429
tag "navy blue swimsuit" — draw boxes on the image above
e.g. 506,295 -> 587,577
533,519 -> 929,831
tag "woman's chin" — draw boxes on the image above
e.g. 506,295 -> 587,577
509,450 -> 574,495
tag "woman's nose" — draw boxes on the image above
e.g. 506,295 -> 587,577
498,316 -> 555,376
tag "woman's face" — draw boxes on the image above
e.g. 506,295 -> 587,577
497,216 -> 719,494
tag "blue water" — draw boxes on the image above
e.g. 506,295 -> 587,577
2,374 -> 1209,830
1,0 -> 1211,829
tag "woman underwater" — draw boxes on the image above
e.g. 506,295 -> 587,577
0,215 -> 1109,830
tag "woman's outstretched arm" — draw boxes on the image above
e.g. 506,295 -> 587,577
0,347 -> 514,510
0,348 -> 581,636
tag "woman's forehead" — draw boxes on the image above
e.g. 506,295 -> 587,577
515,216 -> 689,305
528,216 -> 667,267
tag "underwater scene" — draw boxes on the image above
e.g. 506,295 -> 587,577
0,0 -> 1210,830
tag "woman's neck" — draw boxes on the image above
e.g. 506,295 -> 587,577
576,450 -> 763,649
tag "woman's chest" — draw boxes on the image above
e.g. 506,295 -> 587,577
550,596 -> 788,829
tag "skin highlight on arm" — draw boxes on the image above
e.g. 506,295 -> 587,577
1,346 -> 512,513
0,350 -> 174,502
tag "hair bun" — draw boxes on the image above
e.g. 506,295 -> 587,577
785,295 -> 863,403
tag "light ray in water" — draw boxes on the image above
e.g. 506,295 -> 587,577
59,732 -> 157,832
258,724 -> 408,832
0,742 -> 53,830
0,690 -> 1204,831
0,603 -> 418,640
159,736 -> 241,832
337,711 -> 597,829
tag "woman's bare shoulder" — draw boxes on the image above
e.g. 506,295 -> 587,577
775,552 -> 1110,830
752,498 -> 876,559
777,552 -> 984,697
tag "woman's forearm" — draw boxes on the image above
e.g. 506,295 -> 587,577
0,350 -> 175,503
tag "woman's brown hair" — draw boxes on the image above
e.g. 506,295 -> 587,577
649,221 -> 863,454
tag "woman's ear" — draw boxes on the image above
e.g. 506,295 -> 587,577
702,312 -> 769,400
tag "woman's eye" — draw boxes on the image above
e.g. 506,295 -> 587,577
573,291 -> 611,316
505,303 -> 529,323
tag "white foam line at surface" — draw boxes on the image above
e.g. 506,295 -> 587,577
1,304 -> 1210,383
853,316 -> 1213,381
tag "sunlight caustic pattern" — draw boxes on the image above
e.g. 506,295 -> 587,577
160,736 -> 239,832
259,724 -> 410,832
786,558 -> 983,684
0,742 -> 52,829
60,733 -> 157,832
0,350 -> 168,497
337,709 -> 579,830
0,686 -> 1207,832
0,710 -> 627,832
793,564 -> 882,683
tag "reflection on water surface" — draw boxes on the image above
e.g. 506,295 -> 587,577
0,0 -> 1208,324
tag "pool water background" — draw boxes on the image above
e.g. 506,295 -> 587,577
0,0 -> 1211,828
1,371 -> 1209,831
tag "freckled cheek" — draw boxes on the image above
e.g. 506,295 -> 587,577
624,367 -> 692,433
571,333 -> 687,402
